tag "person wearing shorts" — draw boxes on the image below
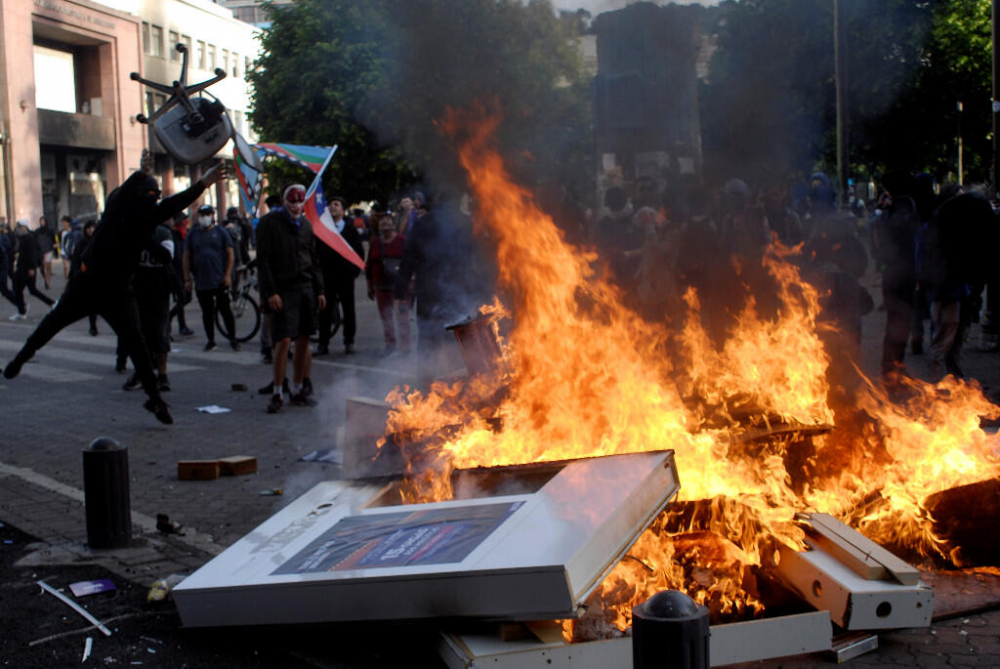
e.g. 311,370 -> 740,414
255,184 -> 326,413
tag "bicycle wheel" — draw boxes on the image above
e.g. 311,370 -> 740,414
217,292 -> 261,343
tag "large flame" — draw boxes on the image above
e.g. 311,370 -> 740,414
380,108 -> 1000,632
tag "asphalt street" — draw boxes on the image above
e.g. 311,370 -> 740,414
1,259 -> 999,668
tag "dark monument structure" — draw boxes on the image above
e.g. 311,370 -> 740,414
593,2 -> 705,194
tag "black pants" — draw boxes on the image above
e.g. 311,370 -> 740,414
13,271 -> 55,314
0,270 -> 17,309
196,286 -> 235,344
8,273 -> 161,402
320,277 -> 355,347
169,286 -> 190,330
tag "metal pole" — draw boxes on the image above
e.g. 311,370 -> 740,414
834,0 -> 849,208
83,437 -> 132,549
957,101 -> 964,185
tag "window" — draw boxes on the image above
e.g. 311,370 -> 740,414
197,40 -> 206,69
207,44 -> 216,71
150,25 -> 164,58
169,31 -> 180,61
33,45 -> 77,113
221,49 -> 229,75
145,91 -> 167,117
141,22 -> 151,55
231,52 -> 239,77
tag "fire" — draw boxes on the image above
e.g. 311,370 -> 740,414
379,107 -> 1000,631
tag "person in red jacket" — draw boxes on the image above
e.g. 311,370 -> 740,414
366,213 -> 409,355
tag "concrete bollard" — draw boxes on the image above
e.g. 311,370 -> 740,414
632,590 -> 710,669
82,437 -> 132,549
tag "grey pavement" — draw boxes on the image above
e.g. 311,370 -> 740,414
2,260 -> 1000,667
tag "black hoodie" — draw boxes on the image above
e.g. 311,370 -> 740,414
82,171 -> 205,285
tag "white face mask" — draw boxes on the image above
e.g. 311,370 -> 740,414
198,215 -> 213,228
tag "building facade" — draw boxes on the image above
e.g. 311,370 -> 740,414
99,0 -> 260,212
0,0 -> 259,228
0,0 -> 145,226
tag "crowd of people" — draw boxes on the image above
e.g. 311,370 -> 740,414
2,151 -> 994,423
579,169 -> 997,396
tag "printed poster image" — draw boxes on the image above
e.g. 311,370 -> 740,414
272,501 -> 524,575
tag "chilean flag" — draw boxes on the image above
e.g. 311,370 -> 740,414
304,180 -> 366,271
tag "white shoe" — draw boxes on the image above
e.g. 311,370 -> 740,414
8,313 -> 21,321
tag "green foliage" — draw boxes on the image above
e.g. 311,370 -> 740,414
248,0 -> 592,202
701,0 -> 992,186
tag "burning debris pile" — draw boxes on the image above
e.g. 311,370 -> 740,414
378,110 -> 1000,635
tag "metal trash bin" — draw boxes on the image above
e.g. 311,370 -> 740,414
632,590 -> 710,669
82,437 -> 132,549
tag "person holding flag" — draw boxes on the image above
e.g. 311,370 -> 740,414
314,195 -> 364,355
255,184 -> 326,413
296,147 -> 366,355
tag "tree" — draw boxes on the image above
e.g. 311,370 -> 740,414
700,0 -> 992,187
248,0 -> 592,202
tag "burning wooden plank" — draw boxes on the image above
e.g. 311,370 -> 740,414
797,512 -> 920,585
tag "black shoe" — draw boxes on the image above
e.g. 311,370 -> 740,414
911,340 -> 924,355
266,394 -> 283,414
179,326 -> 194,336
302,377 -> 313,398
344,342 -> 355,355
204,341 -> 217,352
157,373 -> 171,392
3,355 -> 24,379
314,344 -> 329,356
230,340 -> 242,352
115,359 -> 127,374
144,398 -> 174,425
258,378 -> 289,395
261,351 -> 273,364
123,373 -> 141,391
289,392 -> 315,407
89,325 -> 98,336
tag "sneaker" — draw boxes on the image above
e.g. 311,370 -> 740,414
314,344 -> 329,357
204,341 -> 217,352
266,394 -> 284,414
123,373 -> 141,391
3,356 -> 25,379
144,398 -> 174,425
302,377 -> 313,398
261,351 -> 273,364
7,313 -> 21,321
230,340 -> 242,352
115,360 -> 128,373
179,326 -> 195,336
344,342 -> 355,355
289,392 -> 315,407
157,373 -> 171,392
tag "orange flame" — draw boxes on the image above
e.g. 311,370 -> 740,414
380,107 -> 1000,632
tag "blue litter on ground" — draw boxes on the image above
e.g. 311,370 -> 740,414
299,449 -> 341,464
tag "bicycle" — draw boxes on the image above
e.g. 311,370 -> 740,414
216,260 -> 261,343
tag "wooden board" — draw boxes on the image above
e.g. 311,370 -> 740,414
800,513 -> 920,585
219,456 -> 257,476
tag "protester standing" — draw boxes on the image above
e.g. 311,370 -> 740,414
315,196 -> 363,355
366,213 -> 409,355
183,204 -> 238,351
34,216 -> 58,289
256,184 -> 326,413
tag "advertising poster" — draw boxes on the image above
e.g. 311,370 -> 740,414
273,501 -> 524,575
